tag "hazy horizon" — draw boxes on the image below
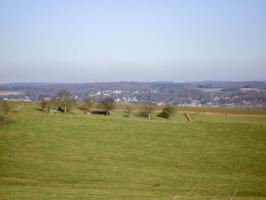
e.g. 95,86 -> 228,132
1,0 -> 266,83
1,80 -> 266,85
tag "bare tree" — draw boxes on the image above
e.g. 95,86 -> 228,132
56,90 -> 76,114
40,99 -> 49,111
0,100 -> 11,121
82,96 -> 93,115
125,104 -> 133,118
98,97 -> 115,116
142,102 -> 156,119
161,104 -> 176,118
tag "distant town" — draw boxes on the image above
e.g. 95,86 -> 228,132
0,81 -> 266,108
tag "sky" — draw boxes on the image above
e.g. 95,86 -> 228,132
0,0 -> 265,83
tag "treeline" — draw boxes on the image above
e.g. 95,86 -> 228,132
40,90 -> 177,119
40,90 -> 115,116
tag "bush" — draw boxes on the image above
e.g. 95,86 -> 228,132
161,104 -> 176,118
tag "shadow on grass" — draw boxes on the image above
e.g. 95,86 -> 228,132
157,112 -> 170,119
122,112 -> 129,118
135,112 -> 149,119
90,110 -> 109,116
35,108 -> 44,112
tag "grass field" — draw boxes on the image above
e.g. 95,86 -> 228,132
0,103 -> 266,199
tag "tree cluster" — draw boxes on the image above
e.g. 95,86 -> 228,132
39,90 -> 76,114
39,90 -> 177,119
39,91 -> 117,116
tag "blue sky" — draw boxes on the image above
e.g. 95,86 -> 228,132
0,0 -> 265,83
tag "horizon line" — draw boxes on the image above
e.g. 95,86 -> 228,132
1,80 -> 266,85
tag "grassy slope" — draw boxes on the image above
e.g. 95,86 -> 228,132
0,104 -> 266,200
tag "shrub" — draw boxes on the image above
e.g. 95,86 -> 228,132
161,104 -> 176,118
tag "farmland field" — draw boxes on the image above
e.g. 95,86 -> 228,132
0,103 -> 266,200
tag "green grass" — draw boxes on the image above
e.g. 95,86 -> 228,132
190,113 -> 266,126
0,103 -> 266,199
114,103 -> 266,115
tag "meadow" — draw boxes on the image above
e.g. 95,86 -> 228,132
0,103 -> 266,200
